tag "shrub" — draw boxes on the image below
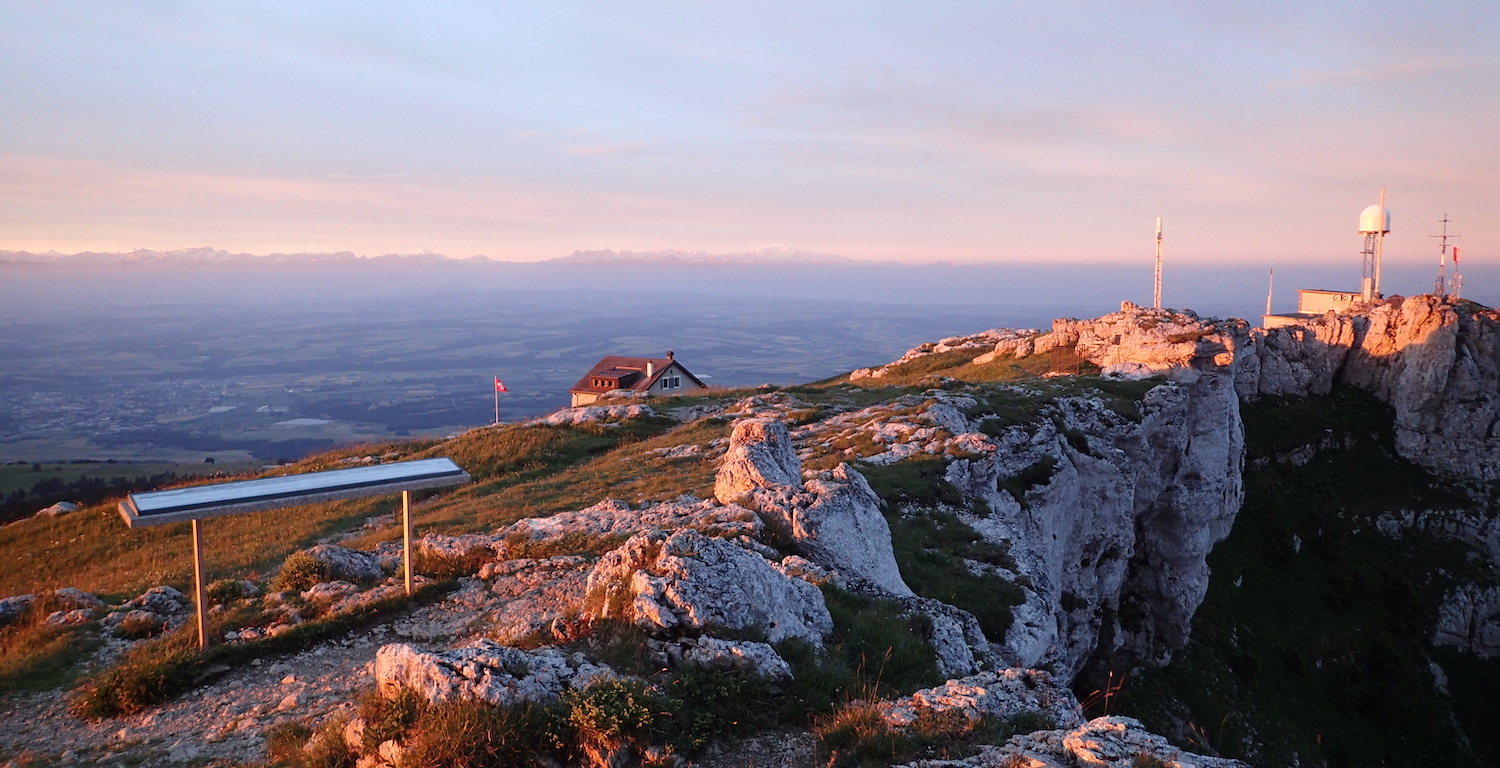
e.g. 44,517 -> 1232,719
401,698 -> 566,768
1133,753 -> 1172,768
271,552 -> 329,593
207,578 -> 253,605
357,687 -> 427,755
264,721 -> 313,765
816,703 -> 1043,767
658,668 -> 777,752
265,716 -> 356,768
113,612 -> 168,640
565,678 -> 661,744
70,629 -> 202,719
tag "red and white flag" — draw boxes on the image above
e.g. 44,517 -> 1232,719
1453,246 -> 1461,264
494,377 -> 508,393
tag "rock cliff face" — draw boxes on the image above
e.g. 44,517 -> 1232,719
943,369 -> 1245,680
1245,296 -> 1500,483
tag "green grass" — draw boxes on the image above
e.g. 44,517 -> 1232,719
0,419 -> 680,599
858,459 -> 1025,640
1108,387 -> 1500,767
0,594 -> 102,693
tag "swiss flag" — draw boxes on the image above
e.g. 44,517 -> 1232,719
494,377 -> 508,393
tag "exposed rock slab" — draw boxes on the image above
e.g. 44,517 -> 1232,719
880,668 -> 1083,732
582,529 -> 832,645
374,640 -> 617,707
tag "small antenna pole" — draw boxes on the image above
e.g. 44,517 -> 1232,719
1431,213 -> 1457,298
1374,188 -> 1386,298
1266,269 -> 1275,316
1154,217 -> 1163,309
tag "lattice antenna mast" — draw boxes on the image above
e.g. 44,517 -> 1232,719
1359,189 -> 1390,301
1153,217 -> 1163,309
1431,213 -> 1457,297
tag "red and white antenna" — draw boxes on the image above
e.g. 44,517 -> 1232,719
1431,213 -> 1458,298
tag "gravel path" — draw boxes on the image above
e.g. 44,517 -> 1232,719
0,583 -> 498,767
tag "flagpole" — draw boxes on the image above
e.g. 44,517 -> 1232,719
494,378 -> 499,426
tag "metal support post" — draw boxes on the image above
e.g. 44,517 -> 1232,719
402,490 -> 413,595
191,518 -> 207,649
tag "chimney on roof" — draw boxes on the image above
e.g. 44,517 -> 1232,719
666,351 -> 674,360
647,361 -> 655,377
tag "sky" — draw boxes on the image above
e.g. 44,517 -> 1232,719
2,1 -> 1498,266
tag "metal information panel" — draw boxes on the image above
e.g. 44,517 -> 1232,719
119,458 -> 469,527
115,457 -> 470,648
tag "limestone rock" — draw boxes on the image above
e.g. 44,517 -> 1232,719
1250,296 -> 1500,482
527,404 -> 655,427
1434,584 -> 1500,658
305,545 -> 386,582
880,668 -> 1084,732
374,640 -> 617,707
716,418 -> 911,596
0,594 -> 35,621
930,715 -> 1250,768
649,636 -> 794,682
46,609 -> 94,626
480,556 -> 593,644
497,497 -> 762,558
124,585 -> 189,614
582,529 -> 832,645
37,501 -> 78,518
714,418 -> 803,503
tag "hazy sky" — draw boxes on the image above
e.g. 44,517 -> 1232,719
3,1 -> 1497,265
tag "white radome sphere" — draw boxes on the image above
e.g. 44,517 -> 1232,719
1359,204 -> 1391,234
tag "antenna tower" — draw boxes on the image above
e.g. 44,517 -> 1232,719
1358,188 -> 1390,301
1431,214 -> 1458,297
1153,217 -> 1163,309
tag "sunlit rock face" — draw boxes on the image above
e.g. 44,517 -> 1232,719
1247,296 -> 1500,482
945,337 -> 1246,681
714,417 -> 912,597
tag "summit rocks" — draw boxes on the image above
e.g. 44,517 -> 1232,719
581,528 -> 832,645
715,418 -> 911,596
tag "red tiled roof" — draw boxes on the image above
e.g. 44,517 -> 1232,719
569,355 -> 705,396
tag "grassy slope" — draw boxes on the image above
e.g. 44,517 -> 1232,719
0,418 -> 681,599
1111,388 -> 1500,768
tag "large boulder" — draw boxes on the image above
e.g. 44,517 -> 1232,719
715,417 -> 912,596
714,417 -> 803,503
582,529 -> 832,645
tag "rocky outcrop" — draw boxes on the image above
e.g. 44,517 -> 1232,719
304,544 -> 387,582
716,418 -> 911,596
479,556 -> 594,645
879,668 -> 1083,732
1434,584 -> 1500,658
526,403 -> 656,427
374,640 -> 618,707
917,716 -> 1250,768
581,529 -> 833,645
943,372 -> 1243,680
645,636 -> 794,682
1247,296 -> 1500,483
497,496 -> 763,556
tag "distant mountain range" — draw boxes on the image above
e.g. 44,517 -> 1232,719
0,246 -> 853,267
